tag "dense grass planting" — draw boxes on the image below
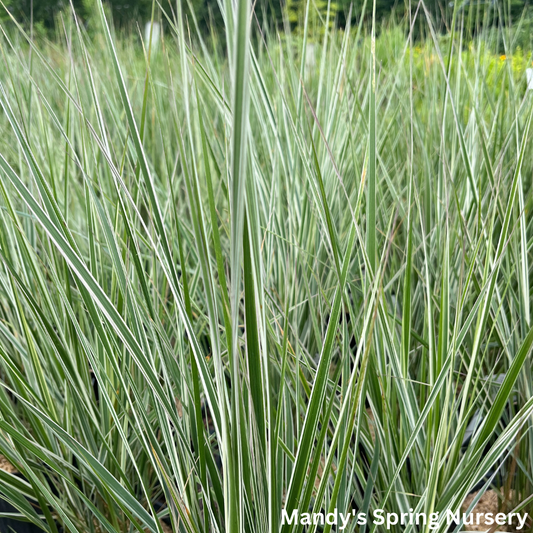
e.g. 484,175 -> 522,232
0,1 -> 533,532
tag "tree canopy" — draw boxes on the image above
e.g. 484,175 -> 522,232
3,0 -> 530,35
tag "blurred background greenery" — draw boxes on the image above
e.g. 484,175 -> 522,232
3,0 -> 532,42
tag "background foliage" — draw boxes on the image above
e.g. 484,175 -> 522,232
6,0 -> 532,35
0,0 -> 533,532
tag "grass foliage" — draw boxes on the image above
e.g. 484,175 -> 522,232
0,1 -> 532,532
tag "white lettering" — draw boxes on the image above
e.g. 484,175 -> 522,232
357,513 -> 367,525
517,513 -> 528,530
428,512 -> 439,530
386,513 -> 399,529
373,509 -> 385,525
281,510 -> 298,525
495,513 -> 507,525
339,513 -> 351,530
325,511 -> 336,525
446,510 -> 460,525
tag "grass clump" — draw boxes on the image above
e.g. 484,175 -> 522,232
0,1 -> 532,532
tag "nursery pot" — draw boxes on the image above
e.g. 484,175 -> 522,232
0,498 -> 45,533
